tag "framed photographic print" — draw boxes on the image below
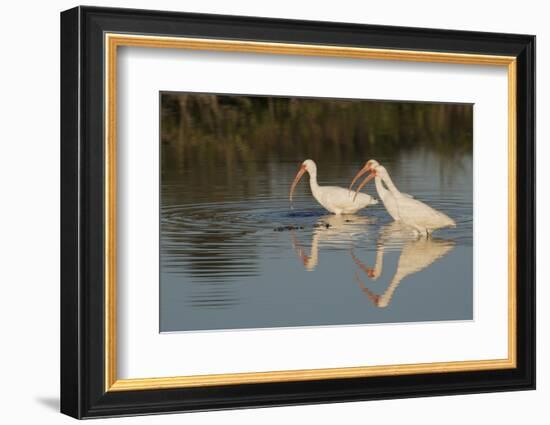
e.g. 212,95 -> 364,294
60,6 -> 535,419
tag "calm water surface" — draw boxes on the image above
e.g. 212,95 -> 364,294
160,150 -> 473,332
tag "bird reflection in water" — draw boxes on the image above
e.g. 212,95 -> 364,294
352,222 -> 455,308
290,215 -> 373,271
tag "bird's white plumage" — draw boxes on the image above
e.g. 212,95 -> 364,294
393,194 -> 456,234
313,185 -> 377,214
368,162 -> 455,234
374,175 -> 400,221
367,160 -> 412,221
292,159 -> 377,214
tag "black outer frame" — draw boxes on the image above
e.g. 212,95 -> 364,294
60,5 -> 535,419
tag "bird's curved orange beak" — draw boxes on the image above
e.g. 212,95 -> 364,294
289,164 -> 307,203
349,164 -> 370,192
353,170 -> 376,201
352,168 -> 376,201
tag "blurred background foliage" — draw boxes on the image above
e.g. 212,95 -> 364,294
161,92 -> 472,171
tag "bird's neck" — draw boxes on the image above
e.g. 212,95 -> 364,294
308,170 -> 320,193
381,173 -> 400,195
375,176 -> 388,198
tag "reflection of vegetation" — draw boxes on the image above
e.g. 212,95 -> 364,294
161,93 -> 472,174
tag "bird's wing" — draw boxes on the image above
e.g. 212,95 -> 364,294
321,186 -> 374,208
395,195 -> 453,228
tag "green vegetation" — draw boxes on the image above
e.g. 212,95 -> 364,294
161,93 -> 472,174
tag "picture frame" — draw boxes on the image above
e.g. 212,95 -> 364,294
60,5 -> 535,419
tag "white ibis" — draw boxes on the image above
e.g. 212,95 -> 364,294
353,222 -> 455,308
289,159 -> 377,214
350,160 -> 456,235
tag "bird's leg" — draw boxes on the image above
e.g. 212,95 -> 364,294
412,226 -> 428,239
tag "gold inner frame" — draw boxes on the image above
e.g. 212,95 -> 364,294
104,33 -> 517,392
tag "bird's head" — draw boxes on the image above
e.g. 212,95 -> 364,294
290,159 -> 317,204
350,159 -> 384,201
365,159 -> 380,170
349,159 -> 379,192
301,159 -> 316,173
373,165 -> 388,179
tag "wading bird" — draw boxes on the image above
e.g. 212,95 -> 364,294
290,159 -> 377,214
350,160 -> 456,235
